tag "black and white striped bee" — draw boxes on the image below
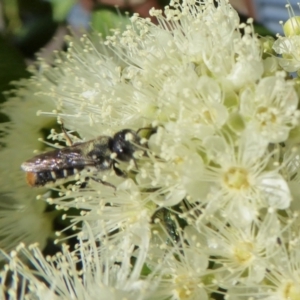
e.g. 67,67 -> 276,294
21,128 -> 142,188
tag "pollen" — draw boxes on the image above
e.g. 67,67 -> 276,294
233,242 -> 254,265
174,274 -> 198,299
282,281 -> 300,300
255,106 -> 277,127
174,156 -> 184,164
202,109 -> 213,124
223,167 -> 250,190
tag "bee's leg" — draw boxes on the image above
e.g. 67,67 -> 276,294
78,181 -> 88,189
113,163 -> 127,177
132,158 -> 138,170
60,122 -> 73,146
89,176 -> 116,191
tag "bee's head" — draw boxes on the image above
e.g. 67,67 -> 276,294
110,129 -> 141,162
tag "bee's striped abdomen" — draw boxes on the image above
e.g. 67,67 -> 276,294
26,167 -> 82,187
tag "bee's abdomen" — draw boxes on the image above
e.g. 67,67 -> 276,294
26,168 -> 82,187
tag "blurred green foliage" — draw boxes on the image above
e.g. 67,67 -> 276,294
91,8 -> 131,35
0,35 -> 29,104
50,0 -> 77,21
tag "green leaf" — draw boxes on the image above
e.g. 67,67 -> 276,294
91,9 -> 130,36
141,263 -> 152,276
49,0 -> 77,22
0,35 -> 29,104
254,24 -> 275,37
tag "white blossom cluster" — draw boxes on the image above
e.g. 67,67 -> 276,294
2,0 -> 300,299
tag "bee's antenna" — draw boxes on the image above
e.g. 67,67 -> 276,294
136,127 -> 157,137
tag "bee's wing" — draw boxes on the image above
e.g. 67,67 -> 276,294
21,146 -> 95,173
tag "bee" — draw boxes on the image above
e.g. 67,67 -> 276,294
21,128 -> 143,188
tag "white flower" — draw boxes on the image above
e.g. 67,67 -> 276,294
0,230 -> 157,300
49,179 -> 154,250
273,35 -> 300,72
198,131 -> 291,222
273,7 -> 300,72
240,75 -> 299,143
226,215 -> 300,299
26,0 -> 262,137
147,228 -> 213,300
186,212 -> 283,288
137,127 -> 206,206
3,0 -> 300,298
